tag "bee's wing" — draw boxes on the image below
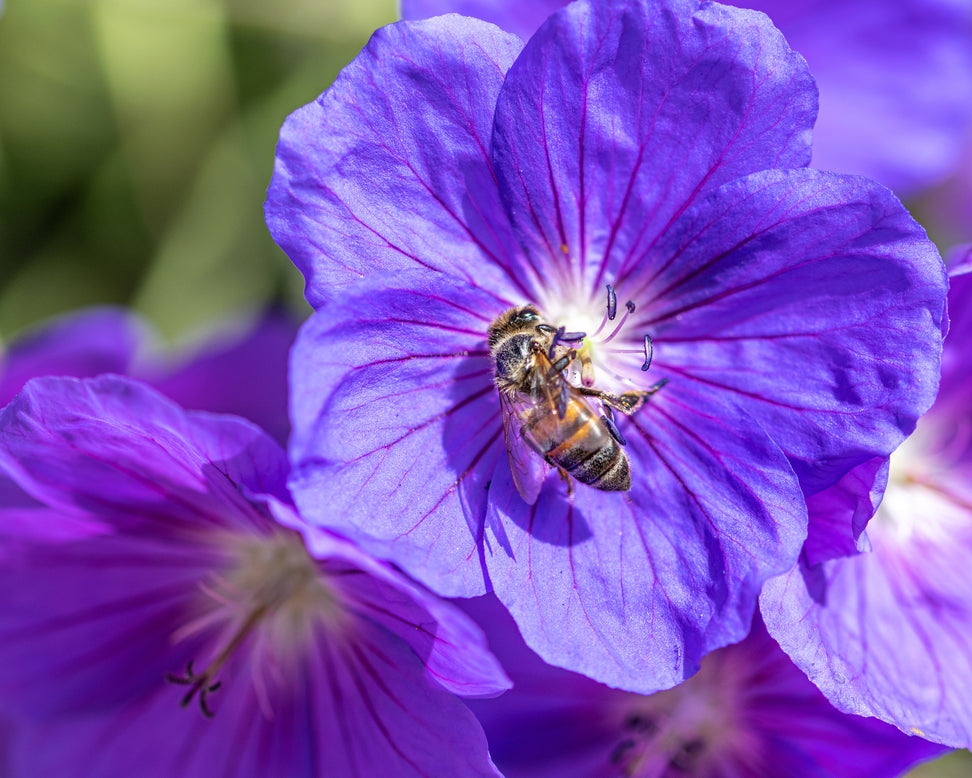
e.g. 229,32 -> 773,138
499,391 -> 550,505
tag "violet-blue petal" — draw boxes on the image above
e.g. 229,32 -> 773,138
7,629 -> 501,778
0,375 -> 288,533
641,168 -> 947,495
144,310 -> 299,445
0,307 -> 146,407
461,595 -> 948,778
0,529 -> 217,716
802,455 -> 886,565
745,0 -> 972,194
270,501 -> 512,699
484,385 -> 806,693
288,272 -> 514,597
400,0 -> 565,40
490,0 -> 816,286
264,17 -> 525,308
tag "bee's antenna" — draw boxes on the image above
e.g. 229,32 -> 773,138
641,334 -> 654,372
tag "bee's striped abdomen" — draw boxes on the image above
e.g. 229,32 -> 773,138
527,397 -> 631,492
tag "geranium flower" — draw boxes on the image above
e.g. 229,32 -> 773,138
460,595 -> 948,778
0,375 -> 509,777
0,306 -> 299,443
401,0 -> 972,195
761,259 -> 972,748
266,0 -> 946,692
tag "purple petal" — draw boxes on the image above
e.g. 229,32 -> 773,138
745,0 -> 972,194
7,632 -> 501,778
288,272 -> 514,597
0,307 -> 147,407
270,503 -> 512,699
0,375 -> 289,535
142,310 -> 299,446
491,0 -> 816,289
400,0 -> 565,40
803,456 -> 887,565
484,386 -> 806,692
461,595 -> 947,778
0,529 -> 216,716
264,17 -> 526,308
640,168 -> 947,495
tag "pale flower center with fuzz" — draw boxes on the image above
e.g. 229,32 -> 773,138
537,281 -> 657,395
873,413 -> 972,545
606,650 -> 757,777
168,529 -> 346,717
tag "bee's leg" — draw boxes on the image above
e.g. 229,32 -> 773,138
557,467 -> 574,497
577,379 -> 668,416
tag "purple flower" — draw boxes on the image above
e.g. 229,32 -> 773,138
0,306 -> 299,444
460,595 -> 948,777
401,0 -> 972,195
266,0 -> 946,692
761,259 -> 972,748
0,375 -> 509,777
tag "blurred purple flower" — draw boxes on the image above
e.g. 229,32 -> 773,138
461,595 -> 948,777
0,375 -> 509,777
266,0 -> 946,692
401,0 -> 972,195
761,259 -> 972,748
0,307 -> 299,444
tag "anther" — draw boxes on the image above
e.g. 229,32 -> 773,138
166,661 -> 222,719
606,284 -> 617,320
642,334 -> 654,372
626,300 -> 636,314
560,330 -> 587,343
602,414 -> 627,446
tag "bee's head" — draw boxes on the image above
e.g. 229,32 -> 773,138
487,305 -> 545,350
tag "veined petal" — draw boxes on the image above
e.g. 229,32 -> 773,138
8,632 -> 501,778
639,168 -> 947,494
265,16 -> 526,308
0,307 -> 146,407
745,0 -> 972,194
288,273 -> 514,597
269,503 -> 512,699
0,530 -> 216,716
491,0 -> 816,293
461,595 -> 947,778
484,387 -> 806,692
0,376 -> 288,537
400,0 -> 564,40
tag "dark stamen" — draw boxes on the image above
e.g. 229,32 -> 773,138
166,661 -> 222,719
603,414 -> 627,446
641,334 -> 654,372
549,326 -> 566,360
606,284 -> 617,320
626,300 -> 636,314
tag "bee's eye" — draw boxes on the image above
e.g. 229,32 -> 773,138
517,309 -> 539,323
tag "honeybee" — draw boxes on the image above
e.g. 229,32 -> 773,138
488,305 -> 665,503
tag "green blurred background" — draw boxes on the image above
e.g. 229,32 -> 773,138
0,1 -> 969,775
0,0 -> 402,345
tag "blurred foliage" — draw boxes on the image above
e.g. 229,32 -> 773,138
0,0 -> 397,344
0,1 -> 970,775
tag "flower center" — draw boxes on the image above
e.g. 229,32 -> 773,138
539,283 -> 656,393
167,529 -> 345,717
606,651 -> 751,777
